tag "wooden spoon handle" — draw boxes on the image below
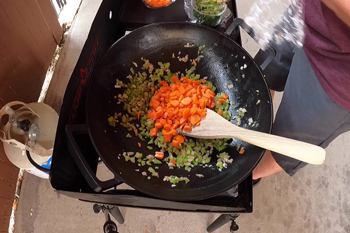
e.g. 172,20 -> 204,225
232,127 -> 326,165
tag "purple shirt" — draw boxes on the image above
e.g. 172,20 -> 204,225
303,0 -> 350,111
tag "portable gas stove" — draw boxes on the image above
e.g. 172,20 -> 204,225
50,0 -> 257,232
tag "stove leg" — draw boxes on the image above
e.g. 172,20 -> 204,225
103,210 -> 119,233
107,206 -> 124,224
93,204 -> 125,232
207,214 -> 240,232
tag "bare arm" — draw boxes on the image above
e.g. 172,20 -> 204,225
322,0 -> 350,28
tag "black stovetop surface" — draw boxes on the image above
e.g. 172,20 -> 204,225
50,0 -> 252,213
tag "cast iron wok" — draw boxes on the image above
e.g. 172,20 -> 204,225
85,22 -> 272,201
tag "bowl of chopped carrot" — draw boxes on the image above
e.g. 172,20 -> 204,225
142,0 -> 176,8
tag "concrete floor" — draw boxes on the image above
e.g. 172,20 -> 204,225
13,134 -> 350,233
13,0 -> 350,232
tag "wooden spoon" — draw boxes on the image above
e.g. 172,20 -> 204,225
180,109 -> 326,165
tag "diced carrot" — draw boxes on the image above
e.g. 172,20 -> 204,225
150,111 -> 157,120
181,97 -> 192,105
190,114 -> 201,125
199,99 -> 205,108
197,86 -> 201,95
203,92 -> 212,98
153,94 -> 160,100
193,80 -> 202,86
183,125 -> 192,131
155,122 -> 163,129
207,89 -> 215,97
178,85 -> 186,94
159,86 -> 167,93
160,119 -> 166,125
171,75 -> 179,83
171,159 -> 177,165
182,108 -> 190,118
166,111 -> 173,118
170,83 -> 177,91
172,139 -> 180,148
192,94 -> 199,105
218,109 -> 223,115
170,90 -> 179,97
179,117 -> 186,124
190,106 -> 198,114
151,87 -> 155,92
137,112 -> 141,120
175,135 -> 185,143
179,94 -> 184,102
162,129 -> 171,136
170,100 -> 179,107
150,128 -> 158,136
156,110 -> 163,118
223,94 -> 229,99
150,99 -> 160,108
164,124 -> 172,130
170,129 -> 177,136
155,152 -> 164,160
219,99 -> 226,103
159,81 -> 168,86
138,142 -> 141,148
134,128 -> 138,136
164,134 -> 172,142
202,97 -> 208,104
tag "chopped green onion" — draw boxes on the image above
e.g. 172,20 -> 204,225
153,159 -> 162,165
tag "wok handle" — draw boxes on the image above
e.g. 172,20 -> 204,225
225,18 -> 276,70
65,124 -> 122,192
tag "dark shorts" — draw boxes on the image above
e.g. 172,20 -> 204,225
263,46 -> 350,176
